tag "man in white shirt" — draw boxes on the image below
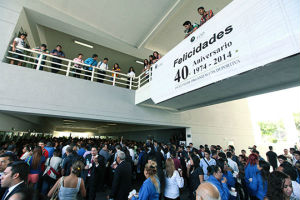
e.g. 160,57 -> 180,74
62,143 -> 70,157
226,151 -> 239,173
96,58 -> 109,83
200,149 -> 216,180
0,161 -> 29,200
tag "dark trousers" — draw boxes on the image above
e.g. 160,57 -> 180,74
84,69 -> 92,80
41,175 -> 56,195
98,71 -> 106,83
86,176 -> 97,200
73,68 -> 82,78
35,60 -> 45,70
51,62 -> 61,73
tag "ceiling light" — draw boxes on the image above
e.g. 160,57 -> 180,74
63,120 -> 76,123
107,123 -> 117,126
63,123 -> 73,125
74,40 -> 93,48
136,60 -> 144,65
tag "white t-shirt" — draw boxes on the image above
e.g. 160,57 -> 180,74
97,62 -> 108,70
62,145 -> 70,156
14,37 -> 26,52
127,71 -> 135,78
46,156 -> 63,170
164,170 -> 184,198
227,158 -> 239,173
292,181 -> 300,200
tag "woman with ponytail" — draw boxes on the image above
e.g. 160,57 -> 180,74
48,161 -> 86,200
130,160 -> 160,200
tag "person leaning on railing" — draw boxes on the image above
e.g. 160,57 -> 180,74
32,44 -> 49,71
50,45 -> 65,73
72,53 -> 84,78
111,63 -> 121,81
127,67 -> 135,89
197,7 -> 214,27
10,32 -> 28,66
96,58 -> 109,83
84,54 -> 98,81
152,51 -> 161,64
183,21 -> 199,38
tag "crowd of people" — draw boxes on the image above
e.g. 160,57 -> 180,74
0,134 -> 299,200
183,7 -> 214,38
9,33 -> 162,84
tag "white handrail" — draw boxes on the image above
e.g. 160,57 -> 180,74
7,45 -> 149,89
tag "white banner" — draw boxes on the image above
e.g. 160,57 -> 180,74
150,0 -> 300,104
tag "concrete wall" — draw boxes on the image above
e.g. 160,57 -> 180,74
0,62 -> 255,153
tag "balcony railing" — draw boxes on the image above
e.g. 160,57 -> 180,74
5,46 -> 151,90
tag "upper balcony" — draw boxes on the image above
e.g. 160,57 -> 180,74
5,45 -> 150,90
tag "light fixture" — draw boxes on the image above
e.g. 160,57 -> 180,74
74,40 -> 93,48
136,60 -> 144,65
63,119 -> 76,123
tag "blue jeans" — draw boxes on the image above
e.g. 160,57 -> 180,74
41,175 -> 56,195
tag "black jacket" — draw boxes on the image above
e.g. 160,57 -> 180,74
1,182 -> 26,200
109,161 -> 132,200
84,154 -> 104,181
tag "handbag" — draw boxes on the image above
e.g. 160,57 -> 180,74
50,177 -> 63,200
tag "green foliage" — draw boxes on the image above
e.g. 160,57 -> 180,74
293,113 -> 300,130
258,121 -> 277,136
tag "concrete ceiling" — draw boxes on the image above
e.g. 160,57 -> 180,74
0,111 -> 178,134
21,0 -> 232,59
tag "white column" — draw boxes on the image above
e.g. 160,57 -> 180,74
186,127 -> 192,146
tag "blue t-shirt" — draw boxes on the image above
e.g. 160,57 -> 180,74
45,146 -> 55,158
77,148 -> 86,157
84,58 -> 98,70
51,49 -> 65,63
132,177 -> 160,200
207,175 -> 230,200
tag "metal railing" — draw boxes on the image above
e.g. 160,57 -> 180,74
6,46 -> 151,90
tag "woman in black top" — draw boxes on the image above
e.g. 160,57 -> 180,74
187,155 -> 204,199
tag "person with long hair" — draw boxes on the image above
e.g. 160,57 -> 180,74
248,160 -> 270,200
149,55 -> 154,65
48,161 -> 86,200
127,67 -> 135,89
207,165 -> 230,200
112,63 -> 121,79
25,146 -> 45,188
130,161 -> 160,200
187,155 -> 204,199
245,153 -> 259,196
265,171 -> 293,200
218,159 -> 235,190
164,158 -> 184,200
152,51 -> 161,64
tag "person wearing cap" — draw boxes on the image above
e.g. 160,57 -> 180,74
10,33 -> 28,66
